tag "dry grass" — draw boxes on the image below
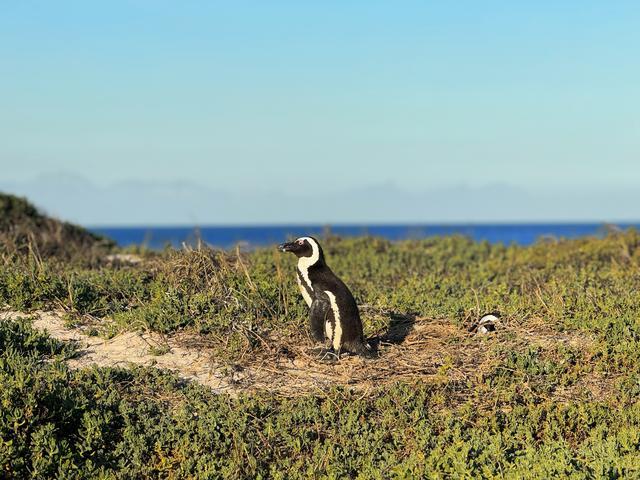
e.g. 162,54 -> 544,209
11,307 -> 610,411
228,315 -> 607,404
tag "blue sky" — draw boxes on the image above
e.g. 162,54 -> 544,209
1,2 -> 639,223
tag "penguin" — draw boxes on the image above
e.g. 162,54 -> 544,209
474,313 -> 499,335
278,236 -> 374,358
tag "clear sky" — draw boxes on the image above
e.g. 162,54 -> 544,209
1,1 -> 639,223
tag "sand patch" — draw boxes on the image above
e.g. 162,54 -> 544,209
1,309 -> 237,394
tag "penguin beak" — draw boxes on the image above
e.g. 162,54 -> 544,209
278,242 -> 295,252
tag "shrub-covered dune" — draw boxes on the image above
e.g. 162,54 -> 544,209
0,193 -> 114,262
2,195 -> 640,478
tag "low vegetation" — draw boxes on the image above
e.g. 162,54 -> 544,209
2,194 -> 640,477
0,193 -> 114,263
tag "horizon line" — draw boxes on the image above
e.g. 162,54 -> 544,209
87,220 -> 640,229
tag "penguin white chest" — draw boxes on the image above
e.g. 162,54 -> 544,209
297,261 -> 313,291
295,271 -> 313,307
324,291 -> 343,351
296,242 -> 320,291
296,256 -> 315,308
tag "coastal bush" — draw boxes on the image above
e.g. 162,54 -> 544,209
1,321 -> 640,478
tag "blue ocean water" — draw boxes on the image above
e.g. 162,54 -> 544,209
90,223 -> 639,250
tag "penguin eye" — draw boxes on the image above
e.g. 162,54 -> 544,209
297,240 -> 304,245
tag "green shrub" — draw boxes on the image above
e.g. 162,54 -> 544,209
1,347 -> 640,478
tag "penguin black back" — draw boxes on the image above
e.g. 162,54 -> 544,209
278,237 -> 373,357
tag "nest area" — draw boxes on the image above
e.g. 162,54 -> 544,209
207,315 -> 606,403
4,301 -> 608,410
61,305 -> 601,405
228,316 -> 475,395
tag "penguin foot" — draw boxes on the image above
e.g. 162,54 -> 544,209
360,342 -> 379,359
343,341 -> 379,359
312,347 -> 340,363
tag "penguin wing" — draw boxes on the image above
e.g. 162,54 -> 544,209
309,297 -> 331,342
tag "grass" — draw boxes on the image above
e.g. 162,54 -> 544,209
3,194 -> 640,477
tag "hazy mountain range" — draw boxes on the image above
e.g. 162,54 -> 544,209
2,173 -> 638,225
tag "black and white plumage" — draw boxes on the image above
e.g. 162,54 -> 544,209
476,313 -> 499,334
468,313 -> 500,335
278,236 -> 373,357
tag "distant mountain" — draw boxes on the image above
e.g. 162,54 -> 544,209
1,173 -> 638,225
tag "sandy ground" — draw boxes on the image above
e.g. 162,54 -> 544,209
1,309 -> 399,396
1,308 -> 608,401
1,308 -> 469,396
1,309 -> 238,394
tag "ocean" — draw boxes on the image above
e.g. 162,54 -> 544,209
90,223 -> 638,250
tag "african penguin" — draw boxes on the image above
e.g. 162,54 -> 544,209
476,313 -> 499,335
278,236 -> 373,358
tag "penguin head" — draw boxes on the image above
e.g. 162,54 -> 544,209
278,236 -> 324,261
